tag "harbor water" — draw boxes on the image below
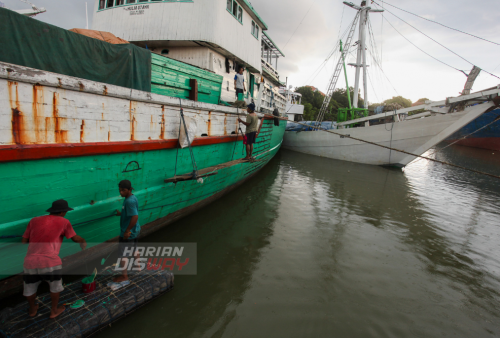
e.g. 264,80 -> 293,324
101,146 -> 500,337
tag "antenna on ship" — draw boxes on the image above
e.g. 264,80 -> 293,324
6,0 -> 46,16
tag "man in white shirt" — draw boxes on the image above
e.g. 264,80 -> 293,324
234,67 -> 246,99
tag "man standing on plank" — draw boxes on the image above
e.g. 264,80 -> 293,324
22,199 -> 87,319
238,103 -> 262,161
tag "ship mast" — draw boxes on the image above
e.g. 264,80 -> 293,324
345,1 -> 383,108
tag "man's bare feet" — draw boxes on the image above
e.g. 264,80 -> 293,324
112,275 -> 128,283
28,304 -> 39,317
49,305 -> 65,319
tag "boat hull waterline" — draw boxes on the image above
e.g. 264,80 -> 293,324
445,108 -> 500,151
283,103 -> 494,167
0,62 -> 286,297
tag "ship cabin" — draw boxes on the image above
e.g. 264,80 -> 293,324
279,88 -> 304,122
92,0 -> 286,114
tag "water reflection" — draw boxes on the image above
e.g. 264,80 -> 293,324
98,159 -> 283,337
99,146 -> 500,338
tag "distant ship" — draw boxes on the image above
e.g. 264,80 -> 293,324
445,79 -> 500,151
282,1 -> 499,167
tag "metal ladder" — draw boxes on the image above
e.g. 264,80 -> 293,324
315,12 -> 360,125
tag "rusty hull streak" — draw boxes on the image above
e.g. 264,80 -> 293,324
160,105 -> 165,139
11,108 -> 23,144
79,82 -> 84,91
52,92 -> 67,143
32,84 -> 47,143
8,81 -> 25,144
207,111 -> 212,136
103,85 -> 108,96
224,113 -> 227,135
129,101 -> 136,141
80,120 -> 85,143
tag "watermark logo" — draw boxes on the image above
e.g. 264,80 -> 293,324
13,242 -> 197,277
116,243 -> 196,274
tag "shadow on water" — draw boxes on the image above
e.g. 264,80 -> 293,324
100,156 -> 284,338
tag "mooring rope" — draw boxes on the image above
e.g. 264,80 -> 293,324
407,114 -> 500,167
256,106 -> 500,180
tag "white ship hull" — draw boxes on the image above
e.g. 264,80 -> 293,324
283,103 -> 494,167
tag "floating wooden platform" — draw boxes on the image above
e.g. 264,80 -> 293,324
0,268 -> 174,337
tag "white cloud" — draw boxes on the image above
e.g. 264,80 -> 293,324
251,0 -> 500,103
3,0 -> 499,103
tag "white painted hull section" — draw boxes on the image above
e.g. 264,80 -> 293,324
0,62 -> 251,145
283,103 -> 494,166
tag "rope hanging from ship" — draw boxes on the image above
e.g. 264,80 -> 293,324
173,98 -> 199,179
265,108 -> 500,180
1,108 -> 499,240
406,114 -> 500,168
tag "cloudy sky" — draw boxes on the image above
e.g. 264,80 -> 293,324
3,0 -> 500,104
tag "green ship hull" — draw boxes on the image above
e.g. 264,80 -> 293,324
0,62 -> 286,297
0,119 -> 284,295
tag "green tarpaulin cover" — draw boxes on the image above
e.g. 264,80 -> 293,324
0,8 -> 151,92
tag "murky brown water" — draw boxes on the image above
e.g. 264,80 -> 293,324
100,145 -> 500,338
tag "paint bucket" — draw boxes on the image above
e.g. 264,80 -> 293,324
82,276 -> 96,293
237,93 -> 244,101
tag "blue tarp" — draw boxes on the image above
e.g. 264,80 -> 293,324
374,106 -> 385,115
286,121 -> 337,131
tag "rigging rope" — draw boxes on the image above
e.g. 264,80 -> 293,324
379,15 -> 464,74
303,17 -> 355,86
367,17 -> 398,98
373,1 -> 500,80
283,0 -> 318,49
231,109 -> 240,161
375,0 -> 500,47
260,108 -> 500,180
407,114 -> 500,167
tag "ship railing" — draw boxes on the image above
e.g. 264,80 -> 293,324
336,85 -> 500,128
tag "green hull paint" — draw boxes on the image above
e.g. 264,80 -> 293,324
0,120 -> 286,278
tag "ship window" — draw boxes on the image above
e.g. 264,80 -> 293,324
99,0 -> 106,9
251,21 -> 259,39
107,0 -> 114,8
161,49 -> 169,55
232,1 -> 237,16
126,0 -> 136,3
116,0 -> 125,5
237,6 -> 242,22
227,1 -> 243,24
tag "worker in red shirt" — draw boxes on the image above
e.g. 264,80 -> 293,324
22,199 -> 87,319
